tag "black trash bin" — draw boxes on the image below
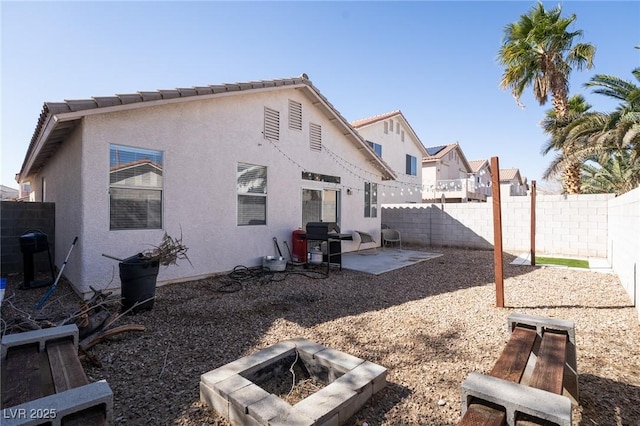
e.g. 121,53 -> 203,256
19,230 -> 55,289
119,254 -> 159,313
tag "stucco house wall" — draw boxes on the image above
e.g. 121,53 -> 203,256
30,124 -> 84,284
19,77 -> 391,297
351,112 -> 426,204
607,186 -> 640,315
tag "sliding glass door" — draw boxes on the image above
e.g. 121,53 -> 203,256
302,189 -> 339,228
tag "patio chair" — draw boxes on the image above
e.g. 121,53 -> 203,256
354,231 -> 377,253
381,228 -> 402,250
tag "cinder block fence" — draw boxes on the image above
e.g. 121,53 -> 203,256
1,201 -> 55,275
382,193 -> 613,258
382,189 -> 639,320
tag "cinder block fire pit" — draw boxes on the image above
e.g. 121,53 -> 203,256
200,337 -> 387,425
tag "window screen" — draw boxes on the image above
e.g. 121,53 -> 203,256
109,145 -> 163,230
237,162 -> 267,225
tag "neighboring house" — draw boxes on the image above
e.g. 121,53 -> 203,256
499,168 -> 528,196
0,185 -> 19,200
468,159 -> 492,200
16,74 -> 396,297
350,110 -> 428,203
421,143 -> 485,203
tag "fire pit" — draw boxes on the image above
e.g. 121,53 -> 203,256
200,337 -> 387,425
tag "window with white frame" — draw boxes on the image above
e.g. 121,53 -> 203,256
406,154 -> 417,176
364,182 -> 377,218
237,162 -> 267,226
109,144 -> 163,230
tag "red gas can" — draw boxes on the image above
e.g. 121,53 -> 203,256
291,229 -> 307,263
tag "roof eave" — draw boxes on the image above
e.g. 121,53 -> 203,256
19,77 -> 397,182
298,85 -> 396,180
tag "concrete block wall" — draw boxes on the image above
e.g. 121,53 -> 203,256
382,193 -> 614,257
382,204 -> 432,246
535,194 -> 612,257
607,187 -> 639,315
1,201 -> 56,275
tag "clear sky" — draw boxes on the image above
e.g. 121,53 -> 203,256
2,1 -> 638,189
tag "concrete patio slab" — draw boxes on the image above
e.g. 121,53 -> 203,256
342,249 -> 443,275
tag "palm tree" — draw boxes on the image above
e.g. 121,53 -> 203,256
548,67 -> 640,194
581,153 -> 640,195
498,2 -> 595,193
541,95 -> 592,180
581,68 -> 640,161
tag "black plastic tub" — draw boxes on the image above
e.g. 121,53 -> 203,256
119,254 -> 159,313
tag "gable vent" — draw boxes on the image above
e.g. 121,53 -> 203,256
264,107 -> 280,141
288,100 -> 302,131
309,123 -> 322,152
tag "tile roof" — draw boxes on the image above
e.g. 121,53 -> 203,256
500,168 -> 521,182
468,159 -> 489,173
422,143 -> 474,172
425,145 -> 448,156
19,74 -> 397,181
423,143 -> 459,161
349,111 -> 401,128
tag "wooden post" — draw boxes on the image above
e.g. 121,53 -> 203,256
530,180 -> 536,266
491,157 -> 504,308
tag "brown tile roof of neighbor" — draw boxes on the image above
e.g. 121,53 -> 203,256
19,74 -> 396,182
423,143 -> 458,160
468,159 -> 490,173
423,143 -> 473,172
500,168 -> 522,183
350,110 -> 401,128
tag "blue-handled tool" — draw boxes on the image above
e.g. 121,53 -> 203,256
36,236 -> 78,309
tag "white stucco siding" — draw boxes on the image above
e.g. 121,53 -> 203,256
355,120 -> 423,203
69,88 -> 381,295
27,124 -> 85,289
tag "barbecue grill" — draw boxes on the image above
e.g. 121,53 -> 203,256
304,222 -> 352,273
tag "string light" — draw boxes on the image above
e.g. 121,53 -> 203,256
264,133 -> 426,197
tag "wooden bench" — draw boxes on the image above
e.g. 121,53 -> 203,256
1,325 -> 113,425
458,313 -> 578,426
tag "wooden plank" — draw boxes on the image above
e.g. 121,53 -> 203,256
529,331 -> 567,394
47,340 -> 88,393
489,327 -> 537,383
1,344 -> 53,407
458,403 -> 506,426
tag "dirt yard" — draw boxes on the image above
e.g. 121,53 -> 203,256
2,247 -> 639,425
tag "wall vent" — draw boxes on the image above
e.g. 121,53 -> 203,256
288,100 -> 302,131
310,123 -> 322,151
264,107 -> 280,141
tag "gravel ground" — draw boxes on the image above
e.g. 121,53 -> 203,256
2,247 -> 639,425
